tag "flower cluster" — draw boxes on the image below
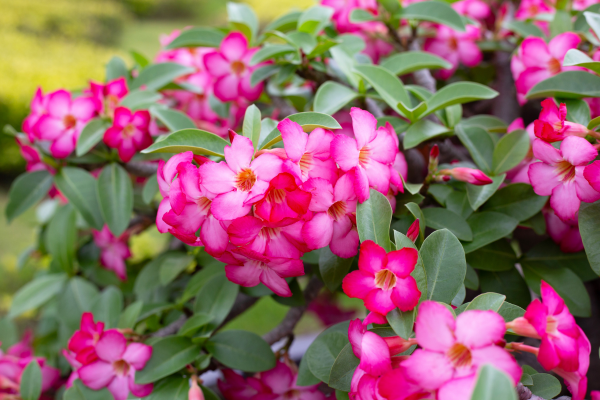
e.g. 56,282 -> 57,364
63,313 -> 153,400
156,107 -> 406,296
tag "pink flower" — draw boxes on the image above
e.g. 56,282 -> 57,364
543,207 -> 584,253
88,77 -> 128,117
15,137 -> 52,173
78,330 -> 153,400
574,0 -> 599,10
512,33 -> 582,104
103,107 -> 153,162
406,219 -> 419,242
219,246 -> 304,297
22,88 -> 49,142
62,349 -> 82,388
424,25 -> 482,80
402,301 -> 521,400
322,0 -> 379,34
331,108 -> 396,202
592,391 -> 600,400
452,0 -> 491,20
35,89 -> 99,158
92,225 -> 132,281
301,174 -> 359,258
342,240 -> 421,316
67,312 -> 105,365
157,152 -> 194,198
438,167 -> 493,185
515,0 -> 554,20
378,368 -> 432,400
275,119 -> 338,183
203,32 -> 267,102
253,172 -> 312,223
534,99 -> 590,142
528,136 -> 600,221
200,134 -> 284,221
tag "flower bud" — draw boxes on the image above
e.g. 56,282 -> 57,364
189,377 -> 204,400
407,219 -> 420,242
438,167 -> 493,185
428,144 -> 439,172
505,317 -> 540,339
228,129 -> 238,143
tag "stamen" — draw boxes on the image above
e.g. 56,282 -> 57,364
63,115 -> 77,129
447,343 -> 472,368
374,269 -> 397,291
327,201 -> 347,221
235,168 -> 257,191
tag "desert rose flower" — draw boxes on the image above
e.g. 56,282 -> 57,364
92,225 -> 132,281
203,32 -> 268,102
22,88 -> 49,141
35,89 -> 100,158
88,77 -> 128,117
301,174 -> 359,258
78,330 -> 153,400
402,301 -> 521,399
253,172 -> 312,223
424,25 -> 482,80
438,167 -> 493,185
452,0 -> 491,20
543,207 -> 584,253
68,312 -> 105,365
331,108 -> 396,202
528,136 -> 600,221
342,240 -> 421,315
378,368 -> 432,400
533,99 -> 590,142
103,106 -> 153,162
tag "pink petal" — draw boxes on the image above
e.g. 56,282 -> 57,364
214,74 -> 241,102
113,107 -> 133,128
303,178 -> 334,212
96,330 -> 126,362
359,331 -> 392,376
391,277 -> 421,312
50,131 -> 76,158
211,190 -> 251,220
415,301 -> 456,352
561,136 -> 598,166
129,375 -> 154,398
515,68 -> 552,97
529,162 -> 560,196
306,128 -> 334,159
221,31 -> 248,61
351,167 -> 370,203
71,97 -> 99,120
438,376 -> 476,400
521,37 -> 552,68
116,138 -> 137,162
551,183 -> 581,222
301,212 -> 334,250
343,270 -> 376,299
350,107 -> 377,149
386,248 -> 418,278
199,162 -> 236,194
36,115 -> 65,141
364,288 -> 396,314
549,32 -> 581,60
225,135 -> 254,173
470,346 -> 522,385
121,343 -> 152,370
358,240 -> 387,275
330,217 -> 359,258
228,216 -> 263,246
532,138 -> 562,164
279,119 -> 308,163
575,167 -> 600,203
203,52 -> 230,77
260,268 -> 292,297
455,310 -> 506,349
331,135 -> 359,171
239,75 -> 263,102
583,161 -> 600,192
177,162 -> 203,199
260,361 -> 294,394
267,257 -> 304,278
368,129 -> 397,165
47,90 -> 72,118
156,198 -> 173,233
78,361 -> 115,389
334,172 -> 358,202
200,215 -> 230,256
250,153 -> 285,183
225,263 -> 261,287
401,350 -> 455,390
107,375 -> 130,400
457,41 -> 483,67
348,319 -> 365,358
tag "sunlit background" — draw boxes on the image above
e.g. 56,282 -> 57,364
0,0 -> 364,334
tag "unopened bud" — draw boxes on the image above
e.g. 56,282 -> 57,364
189,377 -> 204,400
228,129 -> 237,143
407,219 -> 420,242
438,168 -> 493,186
428,144 -> 439,172
430,144 -> 439,159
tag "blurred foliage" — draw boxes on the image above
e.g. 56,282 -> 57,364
245,0 -> 313,21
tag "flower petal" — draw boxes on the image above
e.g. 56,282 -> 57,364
415,301 -> 456,352
401,350 -> 454,390
96,330 -> 126,362
455,310 -> 506,348
343,270 -> 376,300
358,240 -> 387,274
561,136 -> 598,166
279,119 -> 308,163
385,248 -> 418,278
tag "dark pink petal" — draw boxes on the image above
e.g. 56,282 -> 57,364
96,330 -> 126,362
129,375 -> 154,398
575,167 -> 600,203
401,349 -> 454,390
330,217 -> 359,258
103,126 -> 123,148
359,331 -> 392,376
302,212 -> 334,250
259,361 -> 294,394
117,138 -> 137,162
220,31 -> 248,61
331,135 -> 359,171
267,257 -> 304,278
415,301 -> 456,352
214,74 -> 241,102
225,263 -> 261,287
113,107 -> 133,128
350,107 -> 377,149
584,160 -> 600,192
364,288 -> 396,314
260,268 -> 292,297
351,167 -> 370,203
391,277 -> 420,312
454,310 -> 506,348
561,136 -> 598,166
358,240 -> 387,274
228,216 -> 264,246
279,119 -> 308,163
303,178 -> 334,212
78,361 -> 115,389
203,52 -> 230,77
524,298 -> 549,337
177,162 -> 203,199
342,270 -> 376,299
348,318 -> 365,358
239,75 -> 263,101
386,248 -> 418,278
50,131 -> 76,158
200,215 -> 229,256
550,183 -> 580,222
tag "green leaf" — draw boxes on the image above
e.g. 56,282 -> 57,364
0,318 -> 18,351
526,373 -> 562,399
357,189 -> 393,251
313,82 -> 359,115
5,170 -> 54,223
206,330 -> 276,372
579,202 -> 600,276
120,90 -> 162,110
394,230 -> 428,304
193,273 -> 239,326
118,300 -> 143,329
464,264 -> 479,290
305,322 -> 349,383
459,115 -> 508,133
319,246 -> 354,291
422,207 -> 472,241
455,125 -> 495,173
106,56 -> 128,81
250,64 -> 280,87
377,0 -> 401,13
91,286 -> 123,328
227,2 -> 259,41
466,240 -> 516,271
563,49 -> 600,74
405,202 -> 426,237
58,277 -> 100,332
150,106 -> 196,132
396,1 -> 466,32
142,173 -> 159,204
264,11 -> 303,32
526,70 -> 600,99
9,273 -> 67,318
297,355 -> 321,386
381,51 -> 452,76
353,64 -> 411,117
97,164 -> 133,237
76,118 -> 111,156
328,343 -> 360,391
64,380 -> 113,400
20,360 -> 42,400
492,130 -> 530,174
178,313 -> 213,337
349,8 -> 378,22
180,264 -> 223,304
131,63 -> 194,91
462,212 -> 518,254
159,252 -> 194,285
143,128 -> 230,157
498,301 -> 526,323
420,229 -> 466,303
521,260 -> 591,317
387,308 -> 415,340
403,119 -> 451,149
466,174 -> 505,210
504,20 -> 545,38
479,268 -> 531,309
464,292 -> 505,312
250,44 -> 297,65
44,204 -> 77,273
481,184 -> 548,222
470,364 -> 518,400
422,82 -> 498,117
298,6 -> 335,35
136,336 -> 202,384
54,167 -> 104,230
165,28 -> 225,49
259,112 -> 342,150
562,98 -> 591,126
243,105 -> 262,149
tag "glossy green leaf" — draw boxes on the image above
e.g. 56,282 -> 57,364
97,164 -> 133,237
319,246 -> 354,291
159,252 -> 194,285
58,277 -> 100,331
353,64 -> 410,117
579,202 -> 600,276
526,238 -> 596,282
492,129 -> 530,174
420,229 -> 466,303
91,286 -> 123,329
504,20 -> 545,38
118,300 -> 143,329
76,118 -> 111,156
422,207 -> 472,241
328,343 -> 360,391
250,64 -> 280,86
562,98 -> 591,126
136,336 -> 202,384
259,112 -> 341,150
396,1 -> 465,32
243,105 -> 262,149
227,2 -> 258,41
131,63 -> 194,91
64,380 -> 113,400
150,106 -> 196,132
526,373 -> 562,399
193,273 -> 239,325
206,330 -> 276,372
466,240 -> 516,271
297,354 -> 321,386
178,313 -> 213,337
5,170 -> 54,223
305,322 -> 349,383
563,49 -> 600,74
585,10 -> 600,37
357,189 -> 393,251
422,82 -> 498,117
526,70 -> 600,99
464,264 -> 479,290
349,8 -> 378,22
387,308 -> 415,340
298,6 -> 335,35
481,184 -> 548,222
459,115 -> 507,133
9,273 -> 67,318
165,28 -> 224,49
465,292 -> 505,312
381,51 -> 452,75
250,44 -> 297,65
106,56 -> 128,81
142,173 -> 159,204
264,11 -> 302,32
466,174 -> 505,211
54,167 -> 104,230
394,230 -> 428,304
44,204 -> 77,273
446,190 -> 474,219
498,302 -> 526,323
455,125 -> 495,173
180,263 -> 223,303
20,360 -> 42,400
479,268 -> 531,309
405,202 -> 426,237
470,365 -> 518,400
313,82 -> 359,115
403,119 -> 451,149
462,212 -> 518,254
143,128 -> 230,156
120,90 -> 162,110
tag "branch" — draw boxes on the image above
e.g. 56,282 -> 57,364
407,40 -> 437,93
263,276 -> 324,345
151,314 -> 187,337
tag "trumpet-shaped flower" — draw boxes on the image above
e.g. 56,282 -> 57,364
103,107 -> 153,162
553,330 -> 590,400
543,207 -> 584,253
406,219 -> 420,242
528,136 -> 600,221
583,160 -> 600,193
424,25 -> 482,80
68,312 -> 105,365
253,172 -> 312,223
200,134 -> 284,221
157,152 -> 194,198
342,240 -> 421,315
203,32 -> 267,102
438,167 -> 493,185
219,246 -> 304,297
301,174 -> 359,258
88,77 -> 128,117
331,108 -> 396,202
92,225 -> 131,281
78,330 -> 153,400
533,99 -> 590,142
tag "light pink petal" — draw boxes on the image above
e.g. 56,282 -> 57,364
303,178 -> 334,211
358,240 -> 387,274
584,161 -> 600,192
458,41 -> 483,67
36,115 -> 65,141
260,268 -> 292,297
214,74 -> 241,102
529,162 -> 560,196
307,158 -> 339,183
279,119 -> 308,163
350,107 -> 377,149
521,37 -> 552,67
470,346 -> 522,384
129,375 -> 154,398
360,331 -> 392,376
532,138 -> 562,164
225,263 -> 261,287
177,162 -> 202,199
368,129 -> 397,165
267,257 -> 304,277
250,153 -> 284,182
364,288 -> 396,315
200,215 -> 230,256
50,131 -> 76,158
203,52 -> 230,77
391,277 -> 421,312
78,361 -> 115,389
225,135 -> 254,173
331,135 -> 360,171
575,167 -> 600,203
71,97 -> 99,120
334,172 -> 358,202
401,350 -> 455,390
415,301 -> 456,352
156,198 -> 172,233
47,90 -> 72,117
561,136 -> 598,166
306,128 -> 334,159
302,212 -> 334,250
551,183 -> 581,222
96,330 -> 126,362
211,190 -> 251,220
107,375 -> 130,400
221,32 -> 248,61
515,68 -> 552,98
199,162 -> 236,194
121,343 -> 152,370
455,310 -> 506,349
386,248 -> 418,278
260,362 -> 294,394
438,376 -> 476,400
549,32 -> 581,60
352,167 -> 370,203
330,217 -> 359,258
343,270 -> 376,299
